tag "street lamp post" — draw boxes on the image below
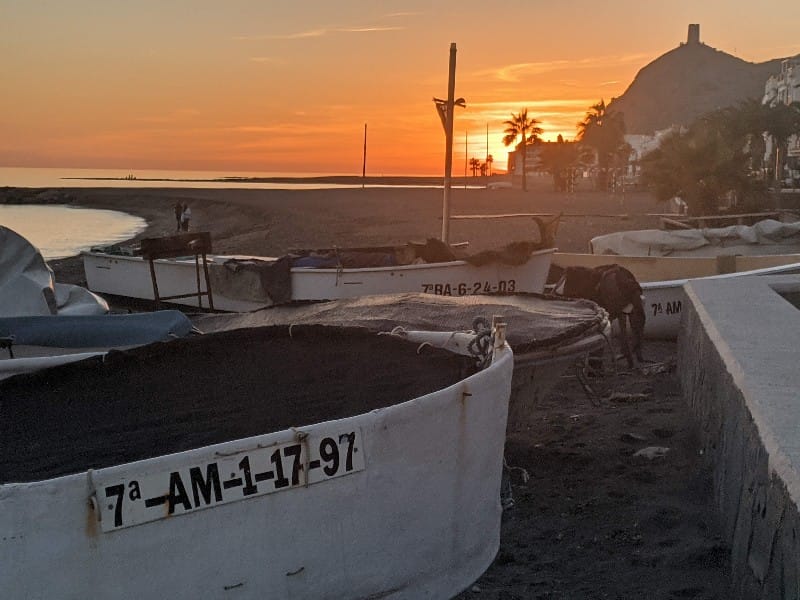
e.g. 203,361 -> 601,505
433,43 -> 465,245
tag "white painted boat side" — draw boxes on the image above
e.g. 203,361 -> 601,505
82,252 -> 264,312
290,250 -> 554,300
0,343 -> 514,599
83,249 -> 555,311
640,262 -> 800,339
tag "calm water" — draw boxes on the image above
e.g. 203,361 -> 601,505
0,205 -> 146,260
0,167 -> 446,189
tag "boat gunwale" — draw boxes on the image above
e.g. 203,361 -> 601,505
82,247 -> 556,274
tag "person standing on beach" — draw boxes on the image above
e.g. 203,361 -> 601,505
180,203 -> 191,231
173,201 -> 183,231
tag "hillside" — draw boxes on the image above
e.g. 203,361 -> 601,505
608,34 -> 788,134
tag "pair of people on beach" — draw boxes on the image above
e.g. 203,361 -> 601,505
173,202 -> 192,232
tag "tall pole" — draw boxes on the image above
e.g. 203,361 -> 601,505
464,130 -> 468,189
486,123 -> 489,176
441,42 -> 457,244
362,123 -> 367,189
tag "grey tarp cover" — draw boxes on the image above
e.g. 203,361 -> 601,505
590,219 -> 800,257
193,292 -> 607,354
0,310 -> 193,347
209,256 -> 292,305
0,226 -> 109,316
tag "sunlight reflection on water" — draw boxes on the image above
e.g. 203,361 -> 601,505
0,205 -> 146,260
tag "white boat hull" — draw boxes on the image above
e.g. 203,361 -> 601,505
638,263 -> 800,339
82,250 -> 554,312
1,335 -> 514,599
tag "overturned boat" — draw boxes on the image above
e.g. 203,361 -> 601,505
1,322 -> 514,598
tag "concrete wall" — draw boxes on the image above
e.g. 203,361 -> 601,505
678,275 -> 800,598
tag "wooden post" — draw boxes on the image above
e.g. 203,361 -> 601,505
148,259 -> 161,309
202,253 -> 214,310
362,123 -> 367,189
441,42 -> 457,244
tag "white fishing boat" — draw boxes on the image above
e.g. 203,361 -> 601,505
82,237 -> 555,312
193,292 -> 610,424
1,322 -> 514,599
631,262 -> 800,339
545,219 -> 800,339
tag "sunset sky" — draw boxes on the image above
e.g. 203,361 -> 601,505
2,1 -> 799,176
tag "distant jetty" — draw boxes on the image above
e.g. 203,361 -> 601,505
59,174 -> 510,187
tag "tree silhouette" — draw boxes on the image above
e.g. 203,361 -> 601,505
503,109 -> 543,191
537,135 -> 582,192
469,157 -> 481,176
577,99 -> 627,191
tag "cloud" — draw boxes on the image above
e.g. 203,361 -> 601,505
250,56 -> 283,65
381,11 -> 423,18
235,25 -> 402,41
469,52 -> 652,83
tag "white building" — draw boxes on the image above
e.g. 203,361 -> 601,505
763,57 -> 800,184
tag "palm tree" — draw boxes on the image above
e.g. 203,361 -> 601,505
503,109 -> 543,191
577,99 -> 627,191
469,157 -> 481,176
640,117 -> 761,215
486,154 -> 494,176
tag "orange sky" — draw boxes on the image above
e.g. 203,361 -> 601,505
2,1 -> 799,175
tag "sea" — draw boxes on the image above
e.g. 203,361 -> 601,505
0,166 -> 453,259
0,166 -> 441,190
0,205 -> 147,260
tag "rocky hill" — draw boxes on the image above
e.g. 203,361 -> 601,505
608,30 -> 789,134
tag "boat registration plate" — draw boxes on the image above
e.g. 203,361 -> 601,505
93,428 -> 365,532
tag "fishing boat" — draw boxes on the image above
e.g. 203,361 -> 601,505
82,235 -> 556,312
193,292 -> 610,424
550,219 -> 800,339
1,322 -> 514,598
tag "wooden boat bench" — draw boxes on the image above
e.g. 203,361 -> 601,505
140,232 -> 215,310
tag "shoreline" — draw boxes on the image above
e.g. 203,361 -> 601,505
2,182 -> 667,288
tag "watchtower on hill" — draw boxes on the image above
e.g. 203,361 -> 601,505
687,24 -> 700,45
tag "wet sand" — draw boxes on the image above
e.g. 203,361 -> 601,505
3,179 -> 732,597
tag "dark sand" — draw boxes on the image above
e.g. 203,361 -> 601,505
4,179 -> 732,598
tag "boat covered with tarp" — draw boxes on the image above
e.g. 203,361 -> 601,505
1,322 -> 513,599
194,291 -> 610,423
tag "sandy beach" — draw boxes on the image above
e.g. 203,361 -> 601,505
3,179 -> 732,598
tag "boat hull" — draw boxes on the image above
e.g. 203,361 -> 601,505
1,332 -> 514,599
82,250 -> 555,311
638,263 -> 800,339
